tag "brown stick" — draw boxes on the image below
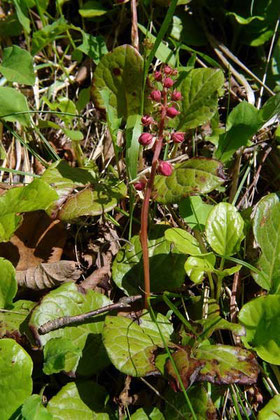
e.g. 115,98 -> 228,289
38,295 -> 142,334
140,90 -> 167,308
131,0 -> 139,50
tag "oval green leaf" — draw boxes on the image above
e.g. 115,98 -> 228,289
0,45 -> 35,85
21,395 -> 53,420
153,158 -> 225,204
0,86 -> 31,126
164,228 -> 201,255
0,258 -> 17,309
239,294 -> 280,364
205,203 -> 244,256
0,338 -> 33,419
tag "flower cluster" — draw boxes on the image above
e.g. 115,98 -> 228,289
134,65 -> 185,191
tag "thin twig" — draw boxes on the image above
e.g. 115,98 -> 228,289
38,295 -> 142,334
131,0 -> 139,50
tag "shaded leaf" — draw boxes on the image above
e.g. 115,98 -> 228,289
0,45 -> 35,85
103,312 -> 173,377
77,32 -> 108,64
125,114 -> 142,180
0,258 -> 17,309
258,394 -> 280,420
14,0 -> 31,33
31,17 -> 69,55
0,300 -> 35,339
165,384 -> 217,420
179,196 -> 213,231
29,283 -> 111,376
21,395 -> 53,420
43,337 -> 82,375
194,344 -> 259,385
0,213 -> 22,243
164,228 -> 201,256
239,294 -> 280,364
112,226 -> 187,295
205,203 -> 244,256
47,381 -> 109,419
91,45 -> 143,120
252,193 -> 280,291
175,68 -> 224,130
0,86 -> 31,126
0,338 -> 33,419
153,158 -> 225,204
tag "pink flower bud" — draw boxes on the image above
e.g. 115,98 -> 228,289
138,132 -> 153,146
163,66 -> 172,75
150,90 -> 162,102
166,107 -> 180,118
154,71 -> 162,81
141,115 -> 154,126
171,90 -> 182,101
172,69 -> 178,76
134,181 -> 146,191
171,132 -> 185,143
158,160 -> 173,176
163,77 -> 174,88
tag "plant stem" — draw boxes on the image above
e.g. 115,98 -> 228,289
140,90 -> 167,308
216,257 -> 225,301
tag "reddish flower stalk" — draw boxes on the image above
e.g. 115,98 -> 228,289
140,89 -> 167,308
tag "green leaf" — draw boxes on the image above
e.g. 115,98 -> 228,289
258,93 -> 280,123
0,45 -> 35,85
0,179 -> 58,217
258,394 -> 280,420
21,395 -> 53,420
47,381 -> 109,419
194,344 -> 259,385
125,114 -> 142,180
179,196 -> 213,231
175,68 -> 224,130
171,14 -> 206,46
164,228 -> 201,255
41,160 -> 95,187
0,14 -> 22,37
185,254 -> 215,284
57,179 -> 126,220
63,128 -> 84,141
103,312 -> 173,376
0,258 -> 17,309
205,203 -> 244,256
14,0 -> 31,33
0,300 -> 35,339
153,158 -> 225,204
252,193 -> 280,292
79,1 -> 108,17
0,86 -> 31,126
29,283 -> 111,376
215,102 -> 260,163
77,32 -> 108,64
43,338 -> 82,375
31,17 -> 69,55
0,213 -> 22,243
131,408 -> 164,420
165,385 -> 216,420
0,338 -> 33,419
91,45 -> 143,120
112,226 -> 187,295
239,294 -> 280,364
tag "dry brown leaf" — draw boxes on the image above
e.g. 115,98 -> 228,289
16,260 -> 82,289
0,211 -> 67,270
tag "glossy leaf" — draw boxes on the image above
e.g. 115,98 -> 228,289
0,300 -> 35,339
43,338 -> 82,375
164,385 -> 216,420
175,68 -> 224,130
0,86 -> 31,126
0,338 -> 33,419
103,312 -> 173,376
194,344 -> 259,385
205,203 -> 244,256
0,213 -> 22,242
47,381 -> 109,419
0,258 -> 17,308
239,294 -> 280,364
91,45 -> 143,120
252,193 -> 280,292
112,227 -> 187,295
21,395 -> 53,420
184,254 -> 215,284
0,45 -> 35,85
179,196 -> 213,230
153,158 -> 225,204
164,228 -> 201,255
29,283 -> 111,376
258,394 -> 280,420
131,407 -> 165,419
0,179 -> 58,217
